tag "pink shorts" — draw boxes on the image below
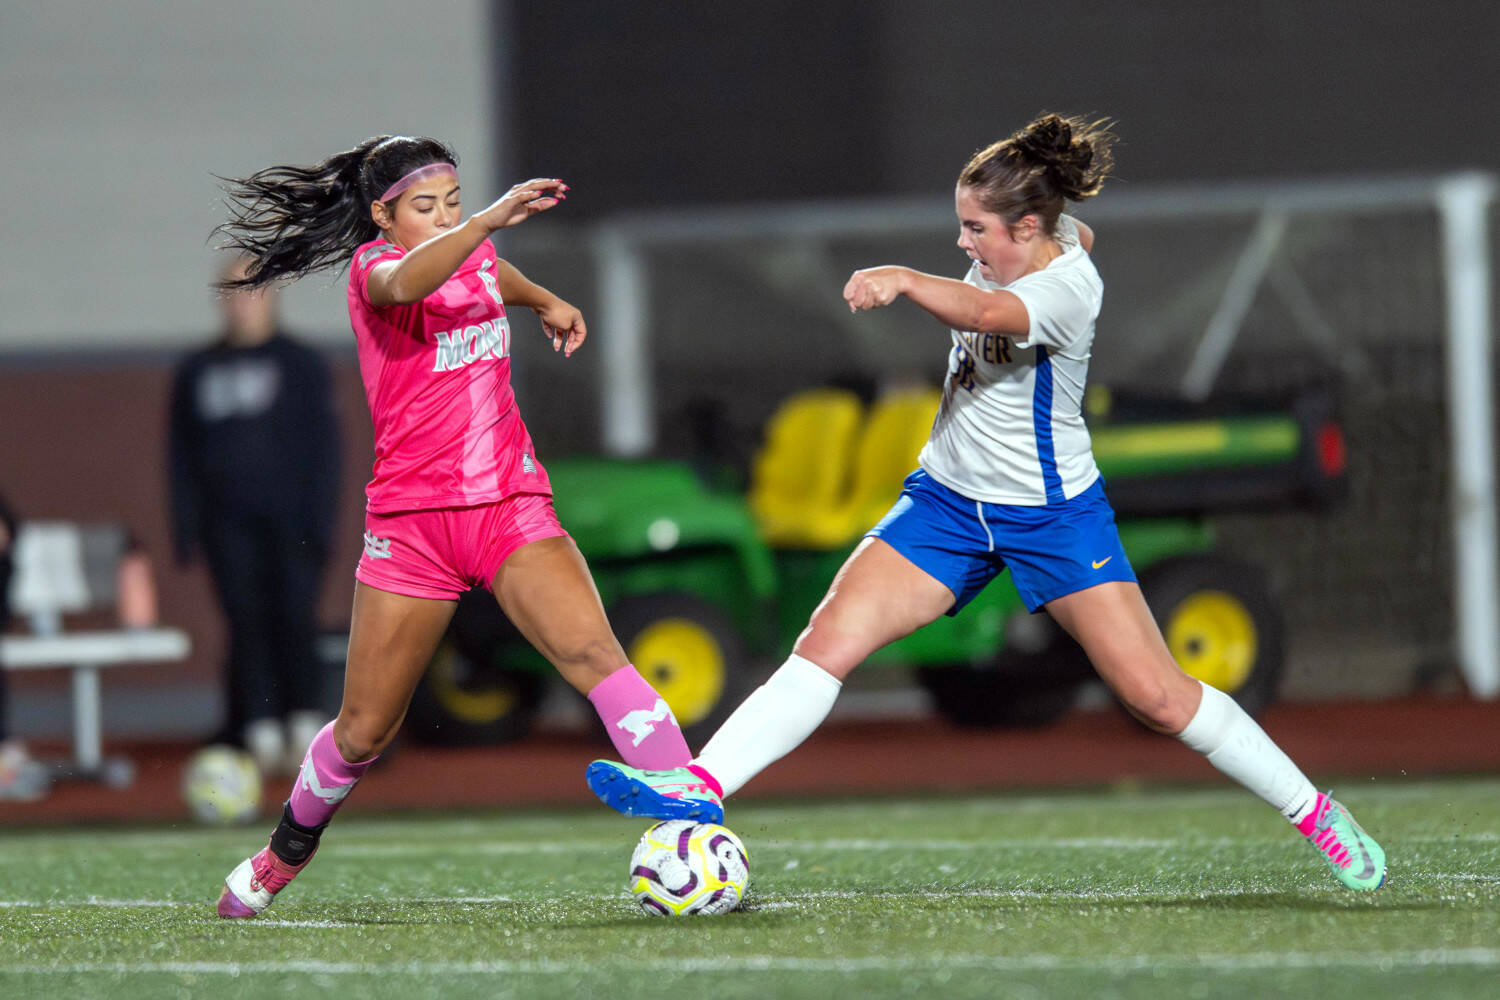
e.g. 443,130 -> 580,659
355,493 -> 568,600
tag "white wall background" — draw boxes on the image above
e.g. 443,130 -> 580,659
0,1 -> 495,349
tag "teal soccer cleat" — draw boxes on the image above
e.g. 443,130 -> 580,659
586,760 -> 724,824
1297,791 -> 1387,890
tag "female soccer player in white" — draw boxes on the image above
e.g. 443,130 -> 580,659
587,113 -> 1386,891
210,136 -> 696,918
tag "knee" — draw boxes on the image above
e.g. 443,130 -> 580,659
789,636 -> 860,681
1119,678 -> 1198,735
560,633 -> 626,672
551,634 -> 628,692
333,713 -> 395,763
791,619 -> 873,680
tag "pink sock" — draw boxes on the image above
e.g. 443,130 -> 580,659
586,665 -> 692,769
286,722 -> 375,828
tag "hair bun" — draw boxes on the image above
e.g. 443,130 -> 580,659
1014,114 -> 1072,165
956,113 -> 1115,220
1010,113 -> 1113,201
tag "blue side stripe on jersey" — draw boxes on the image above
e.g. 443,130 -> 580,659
1033,346 -> 1065,504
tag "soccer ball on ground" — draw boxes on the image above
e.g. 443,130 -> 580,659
629,820 -> 749,916
181,744 -> 262,825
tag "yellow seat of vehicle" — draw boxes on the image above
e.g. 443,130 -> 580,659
749,388 -> 865,548
749,386 -> 941,549
846,386 -> 941,533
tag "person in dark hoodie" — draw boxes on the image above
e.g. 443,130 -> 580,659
168,256 -> 341,775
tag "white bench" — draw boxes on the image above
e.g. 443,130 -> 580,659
1,522 -> 191,784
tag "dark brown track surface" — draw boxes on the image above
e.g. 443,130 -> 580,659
4,695 -> 1498,828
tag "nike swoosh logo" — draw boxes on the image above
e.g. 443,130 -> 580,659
1349,835 -> 1377,881
1092,557 -> 1112,569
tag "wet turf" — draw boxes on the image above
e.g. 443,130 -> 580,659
2,777 -> 1497,999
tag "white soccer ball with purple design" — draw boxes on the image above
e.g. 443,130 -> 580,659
629,820 -> 749,915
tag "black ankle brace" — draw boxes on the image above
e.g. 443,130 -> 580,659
269,803 -> 327,865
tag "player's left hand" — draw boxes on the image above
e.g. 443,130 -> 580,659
843,266 -> 907,312
475,178 -> 569,233
537,298 -> 587,356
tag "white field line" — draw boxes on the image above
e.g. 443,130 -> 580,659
0,896 -> 529,910
741,779 -> 1500,817
744,881 -> 1494,903
6,830 -> 1492,860
336,838 -> 1196,856
748,888 -> 1276,906
330,832 -> 1500,856
0,899 -> 188,908
4,949 -> 1500,977
240,919 -> 366,928
5,874 -> 1500,912
8,779 -> 1498,851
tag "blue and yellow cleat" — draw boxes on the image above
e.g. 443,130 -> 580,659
585,760 -> 724,824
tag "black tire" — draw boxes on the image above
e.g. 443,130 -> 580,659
403,590 -> 548,747
1139,555 -> 1285,717
916,650 -> 1083,728
607,593 -> 753,747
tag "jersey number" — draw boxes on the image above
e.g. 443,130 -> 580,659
953,346 -> 977,392
951,334 -> 1013,393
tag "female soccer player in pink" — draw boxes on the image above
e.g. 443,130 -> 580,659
211,136 -> 694,918
586,114 -> 1387,891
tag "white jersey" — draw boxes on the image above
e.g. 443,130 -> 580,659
918,215 -> 1103,506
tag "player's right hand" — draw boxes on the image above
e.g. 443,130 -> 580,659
843,266 -> 907,312
474,178 -> 568,232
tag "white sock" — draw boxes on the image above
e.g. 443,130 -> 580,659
693,654 -> 842,798
1176,680 -> 1319,826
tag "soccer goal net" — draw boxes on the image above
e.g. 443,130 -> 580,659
508,173 -> 1498,701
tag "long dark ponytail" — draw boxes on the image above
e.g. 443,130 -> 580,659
212,135 -> 459,291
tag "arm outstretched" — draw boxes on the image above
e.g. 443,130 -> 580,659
843,266 -> 1030,335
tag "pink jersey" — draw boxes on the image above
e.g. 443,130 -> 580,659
347,237 -> 551,513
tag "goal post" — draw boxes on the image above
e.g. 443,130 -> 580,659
580,172 -> 1498,699
1437,174 -> 1499,697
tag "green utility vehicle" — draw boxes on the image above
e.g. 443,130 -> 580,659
403,386 -> 1346,747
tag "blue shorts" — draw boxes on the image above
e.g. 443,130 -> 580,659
866,469 -> 1136,614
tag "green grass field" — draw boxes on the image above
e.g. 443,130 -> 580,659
2,777 -> 1497,999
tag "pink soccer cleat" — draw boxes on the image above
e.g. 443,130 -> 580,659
217,843 -> 315,918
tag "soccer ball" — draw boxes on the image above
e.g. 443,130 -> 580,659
629,820 -> 749,916
181,745 -> 262,825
